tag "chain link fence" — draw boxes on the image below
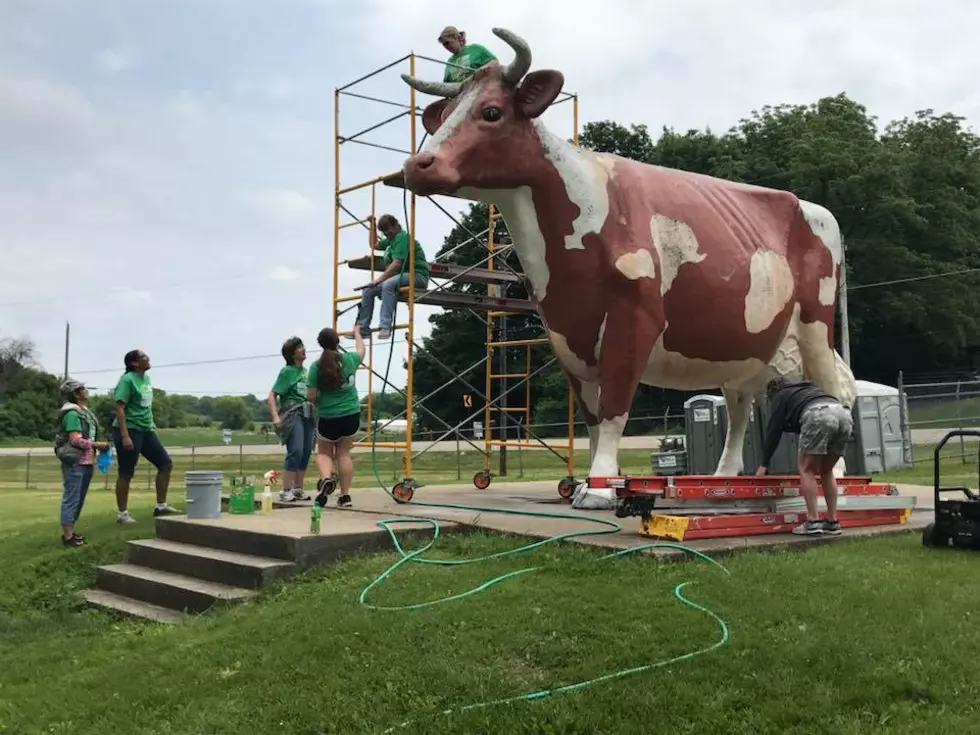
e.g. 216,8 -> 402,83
899,372 -> 980,466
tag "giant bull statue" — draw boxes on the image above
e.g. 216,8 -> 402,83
400,28 -> 857,509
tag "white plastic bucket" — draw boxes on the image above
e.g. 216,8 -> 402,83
185,470 -> 223,519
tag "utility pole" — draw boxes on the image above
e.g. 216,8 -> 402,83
839,240 -> 851,366
63,322 -> 70,378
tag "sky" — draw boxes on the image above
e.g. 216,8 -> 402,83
2,0 -> 978,402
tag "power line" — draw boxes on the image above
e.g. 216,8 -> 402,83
848,267 -> 980,291
69,339 -> 412,375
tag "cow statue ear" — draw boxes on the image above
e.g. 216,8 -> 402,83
421,99 -> 451,135
515,70 -> 565,119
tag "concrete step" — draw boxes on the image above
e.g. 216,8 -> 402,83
81,589 -> 185,625
155,516 -> 298,561
96,563 -> 258,614
126,538 -> 299,589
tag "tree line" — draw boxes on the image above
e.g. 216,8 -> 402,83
409,93 -> 980,437
0,336 -> 405,442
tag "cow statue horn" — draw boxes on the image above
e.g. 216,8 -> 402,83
492,27 -> 532,85
399,74 -> 462,98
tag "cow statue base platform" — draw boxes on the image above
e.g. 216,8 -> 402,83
399,28 -> 857,511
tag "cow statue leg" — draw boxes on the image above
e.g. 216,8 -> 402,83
564,372 -> 600,465
797,331 -> 856,477
572,314 -> 659,510
714,388 -> 755,476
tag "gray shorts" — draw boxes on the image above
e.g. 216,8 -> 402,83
799,401 -> 853,457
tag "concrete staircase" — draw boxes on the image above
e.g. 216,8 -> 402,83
81,504 -> 456,624
82,516 -> 301,624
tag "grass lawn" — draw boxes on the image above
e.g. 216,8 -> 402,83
2,488 -> 980,734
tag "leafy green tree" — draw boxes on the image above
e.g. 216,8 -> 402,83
212,396 -> 252,430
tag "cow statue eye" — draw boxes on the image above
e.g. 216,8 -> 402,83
482,106 -> 502,122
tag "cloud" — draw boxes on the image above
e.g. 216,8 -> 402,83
95,47 -> 138,74
269,266 -> 303,282
0,70 -> 103,153
235,188 -> 321,228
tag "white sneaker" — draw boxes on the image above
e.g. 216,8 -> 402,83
378,328 -> 392,340
290,488 -> 310,501
117,510 -> 136,524
278,489 -> 294,503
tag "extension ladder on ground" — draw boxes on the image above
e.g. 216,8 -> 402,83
589,474 -> 915,541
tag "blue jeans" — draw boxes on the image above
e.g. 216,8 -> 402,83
284,416 -> 315,472
358,273 -> 429,331
61,463 -> 94,527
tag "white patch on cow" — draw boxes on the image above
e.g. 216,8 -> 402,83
744,250 -> 795,334
533,120 -> 610,251
462,186 -> 552,302
818,276 -> 837,306
799,199 -> 843,306
594,314 -> 607,362
420,87 -> 479,153
650,214 -> 706,296
590,413 -> 627,477
614,250 -> 657,280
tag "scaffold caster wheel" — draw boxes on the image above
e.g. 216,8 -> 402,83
473,470 -> 492,490
557,476 -> 576,499
392,481 -> 415,504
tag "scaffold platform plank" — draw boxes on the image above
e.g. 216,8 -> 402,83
400,289 -> 536,314
347,256 -> 522,285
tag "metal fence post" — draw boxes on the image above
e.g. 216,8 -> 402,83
191,445 -> 196,469
239,443 -> 244,475
957,380 -> 965,463
25,449 -> 31,489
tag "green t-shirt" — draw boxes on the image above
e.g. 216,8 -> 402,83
443,43 -> 497,83
112,371 -> 155,431
308,352 -> 363,419
382,230 -> 430,282
272,365 -> 308,407
63,407 -> 98,440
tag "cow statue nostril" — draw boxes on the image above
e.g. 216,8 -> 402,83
416,153 -> 435,170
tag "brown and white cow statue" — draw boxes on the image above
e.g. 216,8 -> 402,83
400,27 -> 857,509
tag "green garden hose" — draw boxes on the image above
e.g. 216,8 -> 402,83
353,168 -> 732,732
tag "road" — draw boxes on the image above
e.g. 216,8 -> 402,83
1,428 -> 976,457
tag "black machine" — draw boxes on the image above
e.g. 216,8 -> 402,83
922,429 -> 980,549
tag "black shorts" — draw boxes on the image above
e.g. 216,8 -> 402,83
317,413 -> 360,441
112,427 -> 173,479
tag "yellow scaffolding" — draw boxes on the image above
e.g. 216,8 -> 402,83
333,50 -> 581,502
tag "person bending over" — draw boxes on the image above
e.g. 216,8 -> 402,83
111,350 -> 179,524
756,376 -> 854,536
307,324 -> 366,508
268,336 -> 315,502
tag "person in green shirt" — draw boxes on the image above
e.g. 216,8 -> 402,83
438,26 -> 497,83
111,350 -> 179,524
267,336 -> 315,502
54,378 -> 111,547
356,214 -> 430,340
307,324 -> 366,508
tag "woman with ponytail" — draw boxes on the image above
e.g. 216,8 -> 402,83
307,323 -> 366,507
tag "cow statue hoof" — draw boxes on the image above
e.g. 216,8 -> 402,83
570,482 -> 616,510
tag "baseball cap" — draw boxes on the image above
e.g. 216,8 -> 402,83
60,378 -> 86,396
438,25 -> 460,41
